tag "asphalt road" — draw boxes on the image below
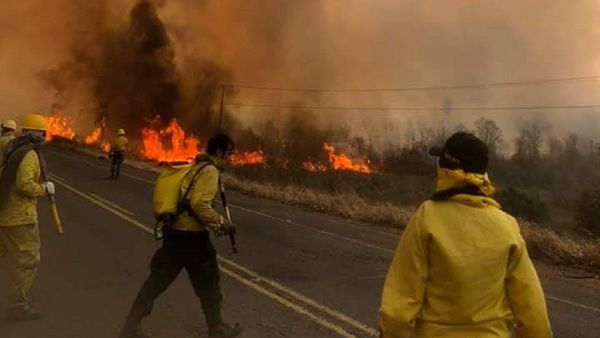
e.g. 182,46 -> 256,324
1,146 -> 599,338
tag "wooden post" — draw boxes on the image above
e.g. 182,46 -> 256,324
218,85 -> 226,132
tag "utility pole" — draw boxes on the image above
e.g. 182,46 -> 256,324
218,85 -> 226,132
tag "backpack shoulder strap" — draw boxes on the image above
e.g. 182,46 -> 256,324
0,144 -> 37,206
178,161 -> 217,207
175,161 -> 218,224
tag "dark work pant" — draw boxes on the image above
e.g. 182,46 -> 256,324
124,229 -> 223,328
111,151 -> 124,179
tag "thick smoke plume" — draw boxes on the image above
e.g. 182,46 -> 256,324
43,0 -> 230,138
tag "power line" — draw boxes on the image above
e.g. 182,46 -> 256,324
228,75 -> 600,93
227,103 -> 600,112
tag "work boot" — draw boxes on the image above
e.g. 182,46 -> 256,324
209,322 -> 242,338
4,306 -> 42,321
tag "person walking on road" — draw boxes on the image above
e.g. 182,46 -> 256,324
119,134 -> 241,338
110,128 -> 128,179
0,119 -> 17,152
0,113 -> 55,321
379,132 -> 552,338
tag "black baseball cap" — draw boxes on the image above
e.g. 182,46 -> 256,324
429,132 -> 489,174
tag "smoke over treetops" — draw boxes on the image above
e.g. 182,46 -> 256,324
1,0 -> 600,154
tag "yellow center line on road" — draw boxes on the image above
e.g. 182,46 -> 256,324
50,173 -> 67,182
89,193 -> 136,217
47,149 -> 600,317
221,258 -> 380,336
49,173 -> 150,235
546,295 -> 600,314
220,266 -> 360,338
48,172 -> 377,338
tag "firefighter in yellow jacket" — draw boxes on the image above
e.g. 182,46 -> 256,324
120,134 -> 241,338
0,113 -> 55,321
110,128 -> 128,179
0,119 -> 17,152
379,132 -> 552,338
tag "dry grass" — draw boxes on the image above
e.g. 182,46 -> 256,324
520,222 -> 600,273
223,174 -> 412,227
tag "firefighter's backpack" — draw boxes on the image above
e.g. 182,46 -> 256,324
152,161 -> 213,238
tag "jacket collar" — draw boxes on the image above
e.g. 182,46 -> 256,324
435,168 -> 500,208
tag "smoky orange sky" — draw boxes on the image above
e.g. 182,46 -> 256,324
2,0 -> 600,147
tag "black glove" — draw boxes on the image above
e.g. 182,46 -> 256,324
215,223 -> 236,237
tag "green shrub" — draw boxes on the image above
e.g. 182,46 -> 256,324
576,188 -> 600,236
497,187 -> 548,223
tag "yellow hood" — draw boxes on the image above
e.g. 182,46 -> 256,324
435,168 -> 500,208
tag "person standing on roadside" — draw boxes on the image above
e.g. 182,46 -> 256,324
0,119 -> 17,153
0,113 -> 55,321
110,128 -> 128,179
379,132 -> 552,338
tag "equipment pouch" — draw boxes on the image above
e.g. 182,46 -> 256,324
154,213 -> 176,240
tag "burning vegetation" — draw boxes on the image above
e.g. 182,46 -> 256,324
46,115 -> 76,142
323,143 -> 372,174
140,118 -> 200,162
43,113 -> 373,173
231,151 -> 265,167
84,128 -> 102,145
302,144 -> 372,174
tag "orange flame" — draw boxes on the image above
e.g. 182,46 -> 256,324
45,115 -> 76,141
231,150 -> 265,166
140,118 -> 200,162
100,141 -> 111,153
84,127 -> 102,144
323,143 -> 372,174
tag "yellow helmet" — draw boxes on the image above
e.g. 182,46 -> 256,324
21,113 -> 48,132
1,119 -> 17,131
117,128 -> 126,135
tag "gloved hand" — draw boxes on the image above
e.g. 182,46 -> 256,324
43,181 -> 56,195
215,223 -> 236,237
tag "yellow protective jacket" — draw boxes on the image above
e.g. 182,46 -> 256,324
379,169 -> 552,338
0,150 -> 45,227
172,155 -> 226,232
111,135 -> 128,152
0,133 -> 15,153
